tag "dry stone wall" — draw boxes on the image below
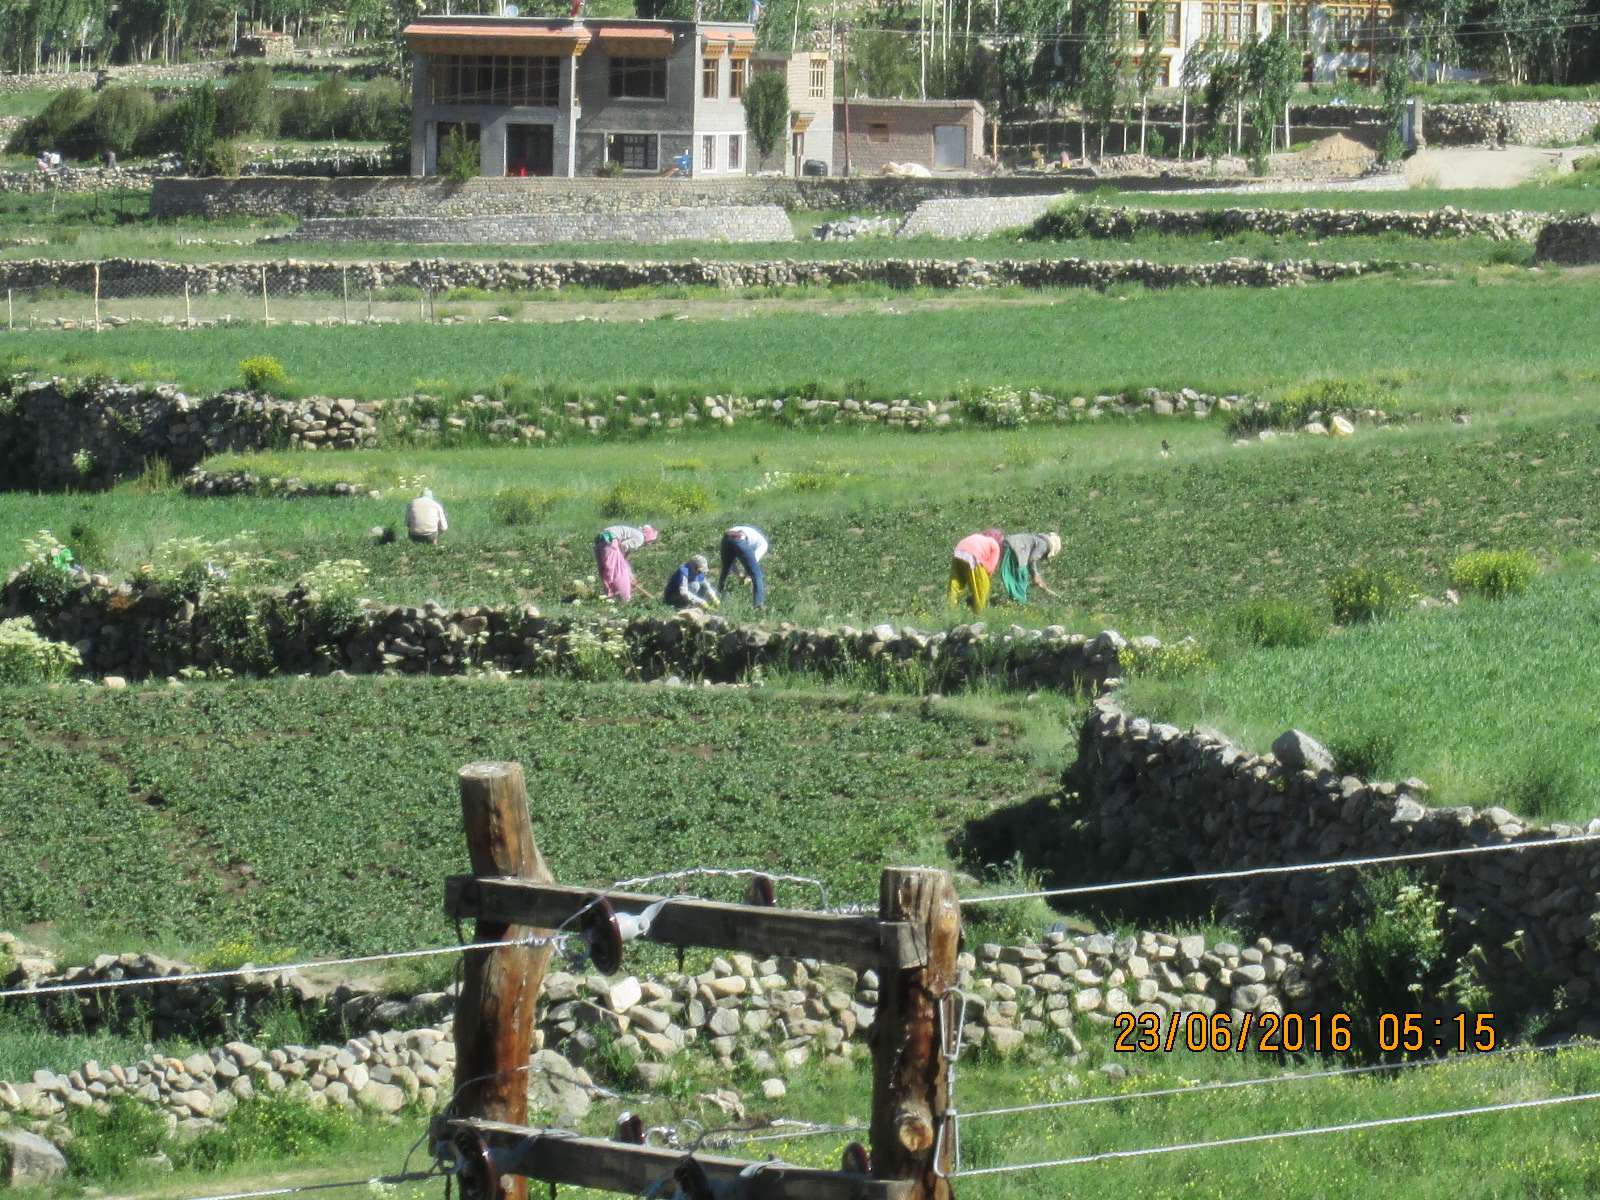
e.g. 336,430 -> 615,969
1074,698 -> 1600,1020
1534,214 -> 1600,263
288,206 -> 796,245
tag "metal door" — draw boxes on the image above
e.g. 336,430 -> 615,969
933,124 -> 966,169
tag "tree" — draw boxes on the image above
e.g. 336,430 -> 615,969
436,124 -> 479,180
217,63 -> 276,138
855,28 -> 921,97
89,86 -> 157,157
1135,0 -> 1167,154
172,81 -> 218,175
1376,43 -> 1412,163
1244,28 -> 1298,171
742,67 -> 789,170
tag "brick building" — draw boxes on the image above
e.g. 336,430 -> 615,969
834,99 -> 985,175
403,15 -> 834,178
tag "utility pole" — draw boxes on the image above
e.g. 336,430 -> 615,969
841,21 -> 852,177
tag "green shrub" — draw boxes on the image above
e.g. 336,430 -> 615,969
239,354 -> 290,394
373,285 -> 424,302
172,83 -> 219,175
1229,377 -> 1391,437
89,87 -> 158,157
1230,600 -> 1324,648
0,617 -> 81,683
345,76 -> 409,142
67,521 -> 109,570
600,476 -> 712,518
277,72 -> 350,140
437,124 -> 481,181
1327,727 -> 1399,779
1327,566 -> 1410,624
492,483 -> 567,526
1326,872 -> 1448,1058
1449,549 -> 1538,599
10,88 -> 92,156
1486,242 -> 1535,267
217,64 -> 278,137
207,137 -> 244,178
1121,636 -> 1211,679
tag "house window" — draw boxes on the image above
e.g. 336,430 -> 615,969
809,58 -> 827,99
1132,2 -> 1180,45
867,122 -> 889,142
729,57 -> 746,98
727,133 -> 742,170
608,132 -> 659,170
426,54 -> 561,107
610,57 -> 667,99
702,133 -> 716,171
702,56 -> 719,99
1199,0 -> 1256,42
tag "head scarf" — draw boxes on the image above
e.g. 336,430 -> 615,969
982,528 -> 1006,544
1046,532 -> 1062,559
422,488 -> 434,499
690,554 -> 709,573
641,525 -> 659,544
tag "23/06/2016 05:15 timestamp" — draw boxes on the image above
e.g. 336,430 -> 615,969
1113,1010 -> 1499,1054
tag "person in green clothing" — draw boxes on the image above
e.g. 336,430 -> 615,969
996,532 -> 1062,604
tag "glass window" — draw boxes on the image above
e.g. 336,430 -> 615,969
702,134 -> 716,171
426,55 -> 560,107
729,57 -> 746,98
809,59 -> 826,99
702,56 -> 719,99
608,133 -> 659,170
727,133 -> 742,170
610,57 -> 667,100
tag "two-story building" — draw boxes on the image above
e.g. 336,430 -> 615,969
403,15 -> 834,178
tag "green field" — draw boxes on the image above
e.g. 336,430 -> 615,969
0,677 -> 1064,954
8,274 -> 1600,400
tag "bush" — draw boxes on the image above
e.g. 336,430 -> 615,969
742,69 -> 789,167
599,475 -> 712,518
239,355 -> 290,394
9,88 -> 93,157
1121,636 -> 1211,679
277,72 -> 350,140
0,617 -> 81,683
1327,566 -> 1410,624
1327,727 -> 1399,779
1027,199 -> 1090,240
1230,600 -> 1324,648
207,137 -> 244,177
89,87 -> 158,157
172,83 -> 219,174
345,77 -> 409,142
1228,377 -> 1391,437
1449,549 -> 1538,599
217,64 -> 277,138
492,484 -> 567,526
67,521 -> 110,570
1326,872 -> 1448,1058
437,124 -> 480,180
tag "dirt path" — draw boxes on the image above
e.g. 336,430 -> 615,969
1404,145 -> 1589,188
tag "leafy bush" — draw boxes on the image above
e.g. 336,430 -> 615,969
67,521 -> 110,570
89,87 -> 158,157
0,617 -> 81,683
437,124 -> 480,181
9,88 -> 93,156
147,532 -> 268,599
1230,600 -> 1324,648
600,476 -> 712,518
1327,872 -> 1448,1058
207,137 -> 244,177
217,64 -> 277,137
492,484 -> 567,526
1121,636 -> 1210,679
344,76 -> 409,142
1449,549 -> 1538,599
1326,727 -> 1399,779
172,83 -> 220,175
1327,566 -> 1410,624
1028,199 -> 1090,240
1486,242 -> 1535,267
12,530 -> 76,610
297,558 -> 370,649
239,354 -> 290,394
277,73 -> 350,140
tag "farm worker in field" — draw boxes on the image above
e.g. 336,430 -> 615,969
405,489 -> 449,544
947,528 -> 1006,613
996,532 -> 1063,604
718,524 -> 769,609
595,523 -> 659,602
664,554 -> 719,609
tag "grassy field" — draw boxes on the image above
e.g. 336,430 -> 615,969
1123,565 -> 1600,823
1115,183 -> 1600,212
0,676 -> 1066,955
7,273 -> 1600,400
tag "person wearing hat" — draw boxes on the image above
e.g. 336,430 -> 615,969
947,528 -> 1006,613
663,554 -> 719,610
596,523 -> 658,602
996,532 -> 1062,604
404,488 -> 449,544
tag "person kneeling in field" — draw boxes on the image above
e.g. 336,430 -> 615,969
664,554 -> 719,610
947,528 -> 1006,613
405,489 -> 449,544
996,532 -> 1062,604
595,523 -> 658,602
718,524 -> 769,609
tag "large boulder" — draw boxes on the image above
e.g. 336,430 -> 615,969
1271,729 -> 1335,774
0,1129 -> 68,1187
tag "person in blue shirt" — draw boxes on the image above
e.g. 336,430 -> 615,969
663,554 -> 719,610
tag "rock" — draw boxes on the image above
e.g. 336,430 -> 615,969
0,1129 -> 68,1186
761,1078 -> 788,1099
1271,729 -> 1334,774
987,1028 -> 1025,1055
608,976 -> 643,1013
357,1082 -> 408,1114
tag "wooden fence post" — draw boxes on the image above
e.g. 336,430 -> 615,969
870,868 -> 960,1200
455,762 -> 557,1200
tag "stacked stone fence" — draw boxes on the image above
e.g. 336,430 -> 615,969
1534,214 -> 1600,264
900,199 -> 1553,243
1073,697 -> 1600,1024
288,206 -> 797,245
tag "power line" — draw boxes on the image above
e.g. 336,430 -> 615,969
951,1089 -> 1600,1176
955,1037 -> 1599,1122
958,831 -> 1600,906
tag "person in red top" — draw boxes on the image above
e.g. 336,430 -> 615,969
947,527 -> 1006,613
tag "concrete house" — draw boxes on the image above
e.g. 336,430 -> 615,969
403,15 -> 832,178
834,98 -> 985,175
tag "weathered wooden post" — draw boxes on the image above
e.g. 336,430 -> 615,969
455,762 -> 557,1200
871,868 -> 960,1200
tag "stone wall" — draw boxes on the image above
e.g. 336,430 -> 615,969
289,206 -> 796,245
1534,214 -> 1600,264
1073,698 -> 1600,1021
149,173 -> 1223,220
900,199 -> 1552,242
1425,101 -> 1600,146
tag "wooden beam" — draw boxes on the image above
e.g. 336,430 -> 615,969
454,763 -> 557,1200
440,1119 -> 912,1200
444,876 -> 923,971
869,868 -> 960,1200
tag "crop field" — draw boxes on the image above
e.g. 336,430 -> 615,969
0,677 -> 1065,955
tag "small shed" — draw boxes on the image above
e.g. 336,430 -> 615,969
833,98 -> 985,175
237,31 -> 296,58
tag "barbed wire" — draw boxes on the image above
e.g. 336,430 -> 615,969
951,1088 -> 1600,1176
155,1171 -> 440,1200
958,831 -> 1600,906
605,868 -> 830,909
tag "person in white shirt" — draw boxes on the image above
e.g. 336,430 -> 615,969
718,524 -> 769,609
405,489 -> 448,544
